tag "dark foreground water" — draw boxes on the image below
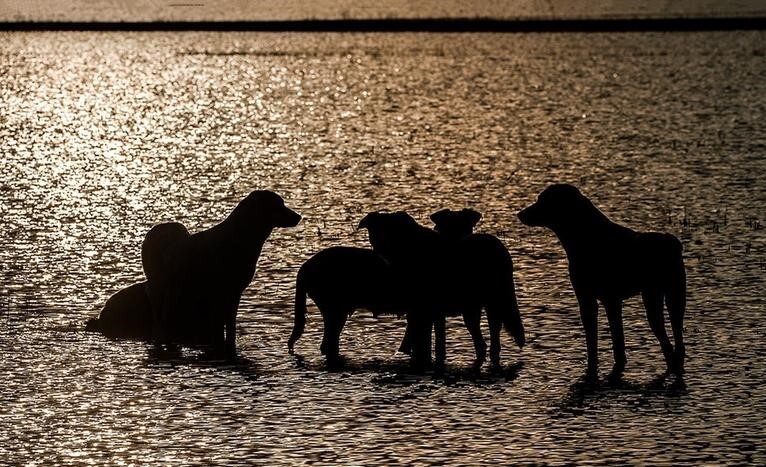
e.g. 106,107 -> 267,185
1,31 -> 765,465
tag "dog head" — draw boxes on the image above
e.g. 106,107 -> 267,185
430,208 -> 481,239
237,190 -> 302,228
357,211 -> 424,259
518,184 -> 592,229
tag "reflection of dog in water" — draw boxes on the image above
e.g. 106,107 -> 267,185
519,184 -> 686,376
86,191 -> 301,354
357,210 -> 524,366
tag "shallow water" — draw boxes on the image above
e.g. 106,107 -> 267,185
1,31 -> 765,465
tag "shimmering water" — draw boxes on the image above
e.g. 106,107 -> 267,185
1,31 -> 765,465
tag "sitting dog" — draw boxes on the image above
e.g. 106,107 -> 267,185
142,190 -> 301,354
86,191 -> 301,353
518,184 -> 686,376
358,211 -> 525,366
84,279 -> 208,343
85,282 -> 153,339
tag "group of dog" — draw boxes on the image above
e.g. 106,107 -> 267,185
86,184 -> 687,377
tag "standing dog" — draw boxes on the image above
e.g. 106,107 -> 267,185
358,211 -> 525,366
143,190 -> 301,354
518,184 -> 686,376
429,209 -> 525,365
287,246 -> 408,361
288,210 -> 500,365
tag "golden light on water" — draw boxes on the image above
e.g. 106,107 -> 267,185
0,26 -> 765,465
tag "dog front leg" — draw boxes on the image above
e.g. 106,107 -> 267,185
434,316 -> 446,367
604,299 -> 626,377
224,297 -> 240,356
408,313 -> 432,369
398,321 -> 413,355
576,292 -> 599,377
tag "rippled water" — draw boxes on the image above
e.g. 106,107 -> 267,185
1,31 -> 765,465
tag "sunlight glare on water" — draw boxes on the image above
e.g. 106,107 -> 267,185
1,31 -> 765,465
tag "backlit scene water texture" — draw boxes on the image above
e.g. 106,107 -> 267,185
1,29 -> 765,465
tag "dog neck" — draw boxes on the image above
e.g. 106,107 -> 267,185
219,215 -> 274,258
549,208 -> 611,257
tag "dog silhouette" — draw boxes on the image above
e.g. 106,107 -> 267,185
358,211 -> 524,366
141,190 -> 301,354
427,208 -> 524,365
85,282 -> 153,339
287,246 -> 409,361
518,184 -> 686,376
86,192 -> 300,350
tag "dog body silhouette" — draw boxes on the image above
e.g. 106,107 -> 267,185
287,246 -> 410,360
142,191 -> 301,353
358,210 -> 524,366
518,184 -> 686,376
85,282 -> 153,339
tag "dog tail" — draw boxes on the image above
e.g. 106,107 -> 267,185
288,267 -> 308,352
503,269 -> 525,349
493,240 -> 525,348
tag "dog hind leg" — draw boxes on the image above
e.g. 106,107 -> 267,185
398,323 -> 413,355
665,265 -> 686,374
434,316 -> 446,366
320,308 -> 347,361
642,290 -> 675,373
463,310 -> 487,366
487,306 -> 503,367
407,313 -> 433,368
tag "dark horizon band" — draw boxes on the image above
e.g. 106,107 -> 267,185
2,16 -> 766,32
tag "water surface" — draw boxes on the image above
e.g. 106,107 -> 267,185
1,31 -> 765,465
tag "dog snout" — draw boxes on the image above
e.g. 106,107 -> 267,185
281,207 -> 302,227
518,203 -> 546,226
517,205 -> 533,225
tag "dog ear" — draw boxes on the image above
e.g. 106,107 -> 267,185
463,208 -> 482,228
429,209 -> 450,226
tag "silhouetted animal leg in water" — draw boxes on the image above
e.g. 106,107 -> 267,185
320,308 -> 348,361
576,292 -> 599,378
398,324 -> 412,354
486,305 -> 507,367
604,299 -> 626,376
221,296 -> 240,356
666,265 -> 687,374
463,311 -> 487,366
408,315 -> 433,368
434,317 -> 446,366
642,290 -> 675,373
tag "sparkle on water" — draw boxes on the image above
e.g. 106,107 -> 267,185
1,31 -> 765,465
